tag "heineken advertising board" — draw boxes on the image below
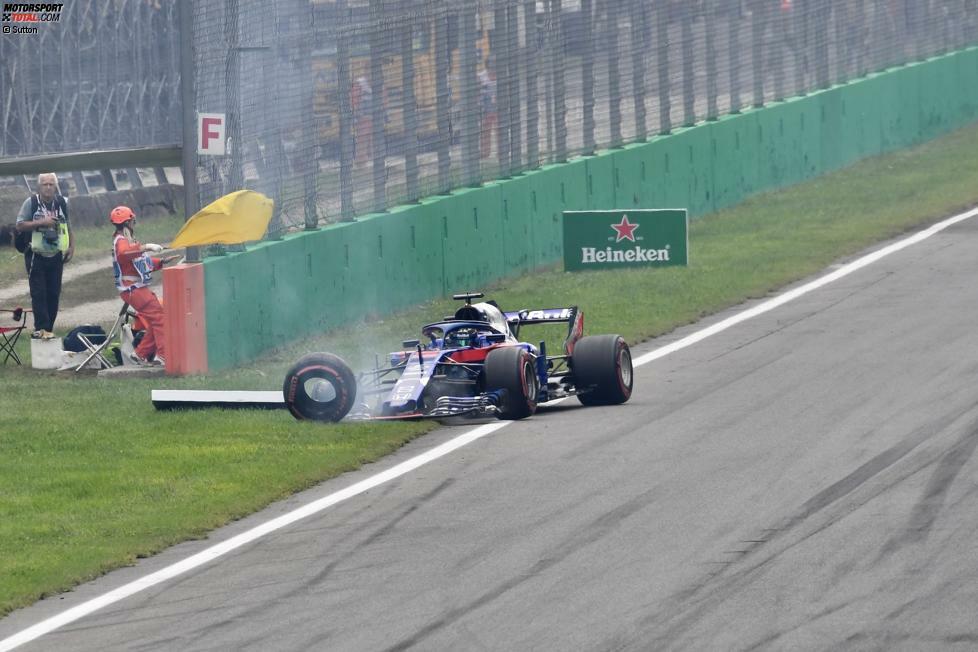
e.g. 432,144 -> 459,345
562,209 -> 689,272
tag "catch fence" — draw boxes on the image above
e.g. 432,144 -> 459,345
3,1 -> 975,230
197,0 -> 975,233
0,0 -> 181,157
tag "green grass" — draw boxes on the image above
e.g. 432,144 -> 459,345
0,382 -> 436,613
2,120 -> 978,617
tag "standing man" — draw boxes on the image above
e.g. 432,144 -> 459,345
14,173 -> 74,339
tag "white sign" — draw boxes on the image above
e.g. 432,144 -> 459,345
197,113 -> 226,155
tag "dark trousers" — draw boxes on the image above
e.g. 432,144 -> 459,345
24,250 -> 63,332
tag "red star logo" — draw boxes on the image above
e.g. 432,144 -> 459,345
611,215 -> 639,242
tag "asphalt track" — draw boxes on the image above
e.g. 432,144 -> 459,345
4,209 -> 978,651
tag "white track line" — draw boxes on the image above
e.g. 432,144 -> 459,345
3,206 -> 976,651
633,207 -> 978,366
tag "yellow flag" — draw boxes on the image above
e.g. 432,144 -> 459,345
170,190 -> 275,248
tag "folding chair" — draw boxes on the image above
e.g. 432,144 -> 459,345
73,302 -> 135,372
0,307 -> 29,365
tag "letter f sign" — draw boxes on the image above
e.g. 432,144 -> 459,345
198,113 -> 226,155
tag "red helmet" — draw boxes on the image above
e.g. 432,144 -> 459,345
110,206 -> 135,225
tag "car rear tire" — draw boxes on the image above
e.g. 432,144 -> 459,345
283,352 -> 357,422
572,335 -> 633,406
484,346 -> 539,420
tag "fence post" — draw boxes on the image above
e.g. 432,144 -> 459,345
337,0 -> 355,220
814,0 -> 831,89
655,0 -> 671,133
681,0 -> 696,126
705,0 -> 719,119
297,0 -> 318,229
259,16 -> 284,238
605,0 -> 622,145
460,0 -> 480,186
523,0 -> 540,167
75,171 -> 91,194
580,0 -> 595,154
507,2 -> 522,173
225,0 -> 243,195
178,0 -> 200,262
369,0 -> 387,211
552,0 -> 568,162
494,0 -> 511,174
630,0 -> 647,140
792,0 -> 806,92
772,1 -> 785,100
543,4 -> 554,158
100,170 -> 118,192
727,0 -> 742,113
751,0 -> 765,107
400,5 -> 420,201
433,3 -> 452,193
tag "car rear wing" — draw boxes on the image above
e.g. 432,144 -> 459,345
503,307 -> 585,354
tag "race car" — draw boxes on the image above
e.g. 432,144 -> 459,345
283,292 -> 633,422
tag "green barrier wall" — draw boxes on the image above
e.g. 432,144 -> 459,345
204,47 -> 978,369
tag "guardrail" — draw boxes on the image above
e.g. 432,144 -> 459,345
0,146 -> 181,176
0,146 -> 184,234
0,146 -> 182,199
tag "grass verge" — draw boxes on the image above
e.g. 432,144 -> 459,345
2,120 -> 978,616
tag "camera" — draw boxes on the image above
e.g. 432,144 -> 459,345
42,228 -> 59,245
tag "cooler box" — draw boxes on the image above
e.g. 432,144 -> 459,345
30,337 -> 63,369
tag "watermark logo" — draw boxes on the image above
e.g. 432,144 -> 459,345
2,3 -> 62,35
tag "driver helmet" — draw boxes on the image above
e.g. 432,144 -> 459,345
447,327 -> 476,348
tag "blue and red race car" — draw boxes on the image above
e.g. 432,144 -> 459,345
283,292 -> 633,422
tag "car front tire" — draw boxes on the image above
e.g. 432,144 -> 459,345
484,346 -> 539,420
283,352 -> 358,422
